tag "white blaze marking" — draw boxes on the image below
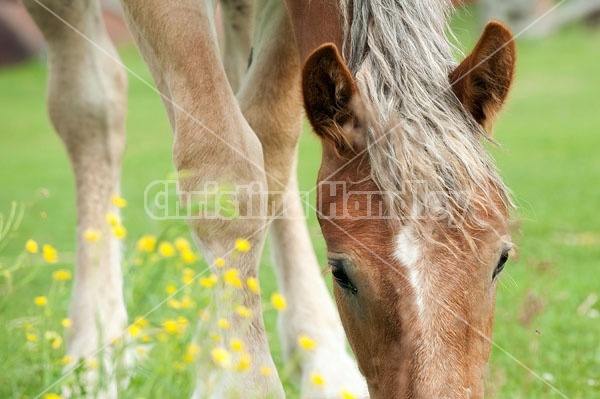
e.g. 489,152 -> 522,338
395,227 -> 425,315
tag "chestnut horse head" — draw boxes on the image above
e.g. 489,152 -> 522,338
301,2 -> 516,398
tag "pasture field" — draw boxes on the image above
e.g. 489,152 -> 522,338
1,8 -> 599,399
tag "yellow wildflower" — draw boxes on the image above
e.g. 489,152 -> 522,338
141,334 -> 152,343
42,245 -> 58,263
112,224 -> 126,239
199,274 -> 218,288
230,338 -> 244,353
137,235 -> 157,252
86,359 -> 98,369
218,318 -> 230,329
162,319 -> 183,334
199,310 -> 211,322
339,389 -> 357,399
271,292 -> 287,311
260,365 -> 272,376
52,269 -> 72,282
165,284 -> 177,294
180,296 -> 195,309
211,347 -> 232,368
61,318 -> 72,328
110,194 -> 127,208
34,296 -> 48,307
182,268 -> 195,285
134,316 -> 149,328
214,257 -> 226,268
45,331 -> 62,349
310,371 -> 325,387
25,239 -> 39,254
129,324 -> 142,338
184,343 -> 201,363
43,393 -> 62,399
105,212 -> 120,226
60,355 -> 73,366
167,299 -> 181,309
297,334 -> 317,351
224,268 -> 243,288
235,305 -> 252,319
158,242 -> 175,258
235,353 -> 252,371
26,333 -> 38,342
234,238 -> 251,252
174,237 -> 191,252
181,250 -> 197,264
246,277 -> 261,294
83,229 -> 101,242
177,316 -> 189,327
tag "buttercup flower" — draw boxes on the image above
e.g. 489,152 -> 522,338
174,237 -> 191,252
339,389 -> 357,399
230,338 -> 244,353
158,242 -> 175,258
105,212 -> 120,226
83,229 -> 101,242
235,353 -> 252,371
215,257 -> 226,268
112,224 -> 126,239
218,318 -> 230,329
52,269 -> 72,282
271,292 -> 287,311
224,268 -> 242,288
184,343 -> 201,363
211,347 -> 232,368
43,393 -> 62,399
260,365 -> 272,376
137,235 -> 157,252
199,274 -> 218,288
34,296 -> 48,307
246,277 -> 261,294
165,284 -> 177,294
110,194 -> 127,208
25,239 -> 39,254
297,334 -> 317,351
61,318 -> 72,328
181,250 -> 197,264
42,245 -> 58,263
235,305 -> 252,318
311,371 -> 325,387
234,238 -> 251,252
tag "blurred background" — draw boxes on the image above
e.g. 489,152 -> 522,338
0,0 -> 598,398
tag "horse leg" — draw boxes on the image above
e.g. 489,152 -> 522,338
221,0 -> 253,92
22,0 -> 128,396
120,1 -> 284,397
236,1 -> 368,397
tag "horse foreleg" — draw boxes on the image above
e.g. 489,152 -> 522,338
237,1 -> 368,397
23,1 -> 129,397
121,0 -> 284,397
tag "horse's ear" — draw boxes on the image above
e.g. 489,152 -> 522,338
302,43 -> 366,155
450,21 -> 516,134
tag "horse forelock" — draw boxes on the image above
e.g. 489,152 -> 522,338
340,0 -> 513,249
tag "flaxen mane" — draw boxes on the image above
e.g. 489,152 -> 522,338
340,0 -> 512,246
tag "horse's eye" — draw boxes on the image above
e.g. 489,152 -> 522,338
329,259 -> 358,294
493,251 -> 509,280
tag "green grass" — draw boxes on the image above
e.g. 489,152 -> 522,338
1,9 -> 599,399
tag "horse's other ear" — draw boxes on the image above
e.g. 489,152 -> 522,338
450,21 -> 516,134
302,43 -> 366,156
